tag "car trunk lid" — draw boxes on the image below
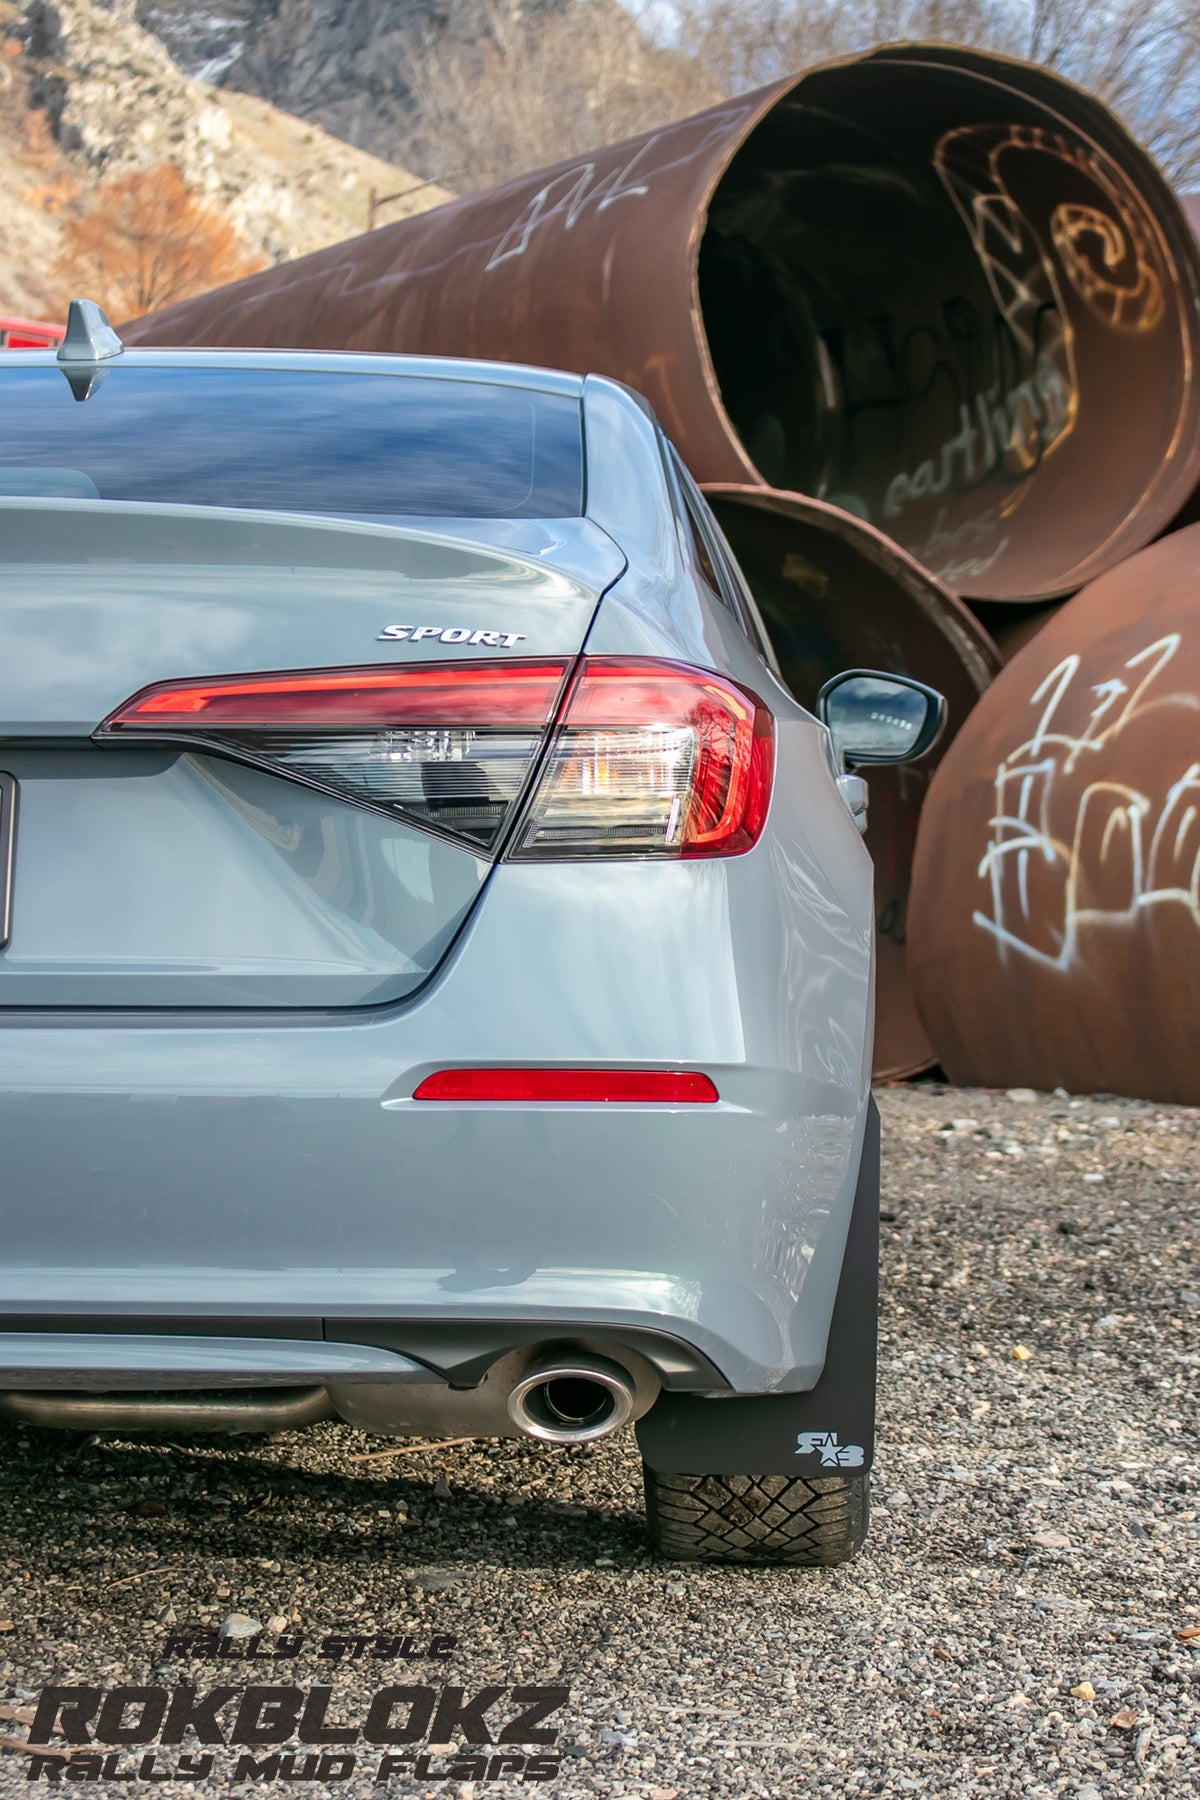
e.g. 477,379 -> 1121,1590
0,500 -> 623,1008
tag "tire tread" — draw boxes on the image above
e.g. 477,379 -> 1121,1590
644,1467 -> 868,1565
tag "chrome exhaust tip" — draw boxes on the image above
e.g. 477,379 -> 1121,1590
506,1355 -> 636,1444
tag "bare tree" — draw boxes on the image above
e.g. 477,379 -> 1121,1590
671,1 -> 1200,186
404,0 -> 1200,193
403,0 -> 719,193
669,0 -> 1014,91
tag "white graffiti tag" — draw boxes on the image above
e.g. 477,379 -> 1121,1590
484,103 -> 757,270
975,635 -> 1200,968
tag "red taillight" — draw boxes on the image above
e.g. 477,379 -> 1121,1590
107,663 -> 567,727
97,656 -> 773,860
512,657 -> 773,859
412,1068 -> 719,1102
100,661 -> 570,853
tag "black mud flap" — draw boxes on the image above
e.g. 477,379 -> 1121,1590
635,1097 -> 878,1477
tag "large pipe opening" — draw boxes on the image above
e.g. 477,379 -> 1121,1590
699,58 -> 1200,599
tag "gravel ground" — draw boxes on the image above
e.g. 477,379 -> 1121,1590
0,1085 -> 1197,1799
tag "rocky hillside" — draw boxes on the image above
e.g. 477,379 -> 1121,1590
134,0 -> 647,181
0,0 -> 450,319
136,0 -> 258,85
137,0 -> 443,157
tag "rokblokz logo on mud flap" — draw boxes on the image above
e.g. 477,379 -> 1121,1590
21,1678 -> 567,1784
795,1429 -> 864,1468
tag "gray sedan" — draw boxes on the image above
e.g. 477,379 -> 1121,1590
0,304 -> 941,1563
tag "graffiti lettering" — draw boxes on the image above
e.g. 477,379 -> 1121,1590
484,104 -> 757,271
975,636 -> 1200,968
819,123 -> 1164,589
882,352 -> 1070,524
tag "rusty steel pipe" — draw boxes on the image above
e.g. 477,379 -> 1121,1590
704,485 -> 1000,1079
908,524 -> 1200,1103
127,44 -> 1200,604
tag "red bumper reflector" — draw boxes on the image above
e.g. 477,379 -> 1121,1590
412,1068 -> 719,1103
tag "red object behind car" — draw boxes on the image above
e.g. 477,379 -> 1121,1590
0,315 -> 64,350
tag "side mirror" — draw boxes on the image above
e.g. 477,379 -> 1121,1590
817,669 -> 946,766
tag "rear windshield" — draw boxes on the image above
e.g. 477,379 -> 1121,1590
0,364 -> 584,519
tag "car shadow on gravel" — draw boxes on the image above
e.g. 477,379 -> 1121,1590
0,1423 -> 651,1582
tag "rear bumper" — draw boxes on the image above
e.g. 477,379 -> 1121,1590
0,1085 -> 864,1392
0,1103 -> 880,1472
0,780 -> 873,1394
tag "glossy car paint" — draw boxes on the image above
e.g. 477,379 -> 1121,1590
0,352 -> 874,1403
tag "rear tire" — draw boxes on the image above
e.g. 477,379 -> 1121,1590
644,1466 -> 869,1565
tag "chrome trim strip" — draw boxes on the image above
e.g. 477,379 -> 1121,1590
0,1332 -> 441,1389
0,773 -> 15,951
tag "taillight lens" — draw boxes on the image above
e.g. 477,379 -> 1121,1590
98,656 -> 773,860
100,661 -> 569,853
512,658 -> 773,859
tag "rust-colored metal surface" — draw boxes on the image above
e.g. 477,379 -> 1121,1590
908,525 -> 1200,1102
704,485 -> 1001,1080
128,44 -> 1200,604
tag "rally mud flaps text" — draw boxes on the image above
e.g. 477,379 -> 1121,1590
21,1684 -> 568,1784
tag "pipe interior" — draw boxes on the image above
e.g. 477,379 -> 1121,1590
700,62 -> 1193,598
